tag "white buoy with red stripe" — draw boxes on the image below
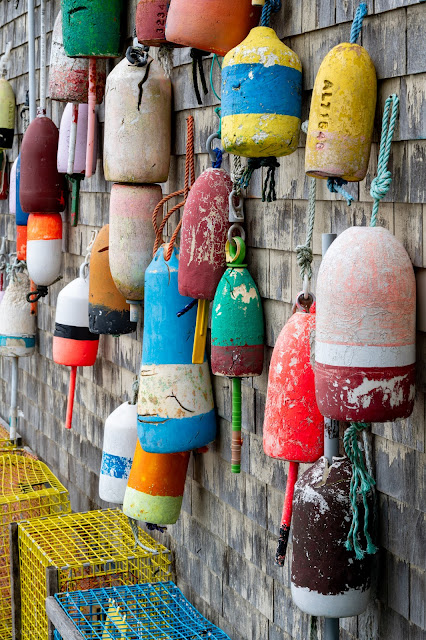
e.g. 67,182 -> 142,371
57,103 -> 98,175
315,226 -> 416,422
26,213 -> 62,298
53,260 -> 99,429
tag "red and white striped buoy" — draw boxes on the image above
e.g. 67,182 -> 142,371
315,226 -> 416,422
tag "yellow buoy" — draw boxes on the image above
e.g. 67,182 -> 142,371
305,43 -> 376,182
0,77 -> 15,150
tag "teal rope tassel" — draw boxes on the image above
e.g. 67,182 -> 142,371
260,0 -> 282,27
344,423 -> 378,559
327,177 -> 354,206
350,3 -> 368,44
370,94 -> 399,227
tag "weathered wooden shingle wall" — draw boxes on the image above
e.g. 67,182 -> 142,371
0,1 -> 424,638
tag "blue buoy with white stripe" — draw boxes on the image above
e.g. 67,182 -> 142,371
137,246 -> 216,453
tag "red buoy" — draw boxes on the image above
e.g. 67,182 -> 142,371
20,117 -> 65,213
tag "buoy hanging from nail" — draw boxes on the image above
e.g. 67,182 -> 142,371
315,226 -> 416,422
291,456 -> 372,618
211,237 -> 264,472
178,167 -> 232,363
263,294 -> 324,564
123,441 -> 190,525
53,259 -> 98,429
88,225 -> 136,336
103,55 -> 172,184
109,184 -> 162,323
137,246 -> 216,454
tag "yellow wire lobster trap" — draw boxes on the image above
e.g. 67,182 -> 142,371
0,453 -> 70,639
18,508 -> 172,640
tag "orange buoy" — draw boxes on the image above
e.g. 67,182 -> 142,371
26,213 -> 62,290
315,226 -> 416,422
123,441 -> 190,524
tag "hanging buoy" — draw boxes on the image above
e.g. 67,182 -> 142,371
61,0 -> 122,58
178,167 -> 232,363
0,76 -> 15,150
165,0 -> 259,56
99,401 -> 138,504
291,456 -> 372,617
136,1 -> 174,46
104,57 -> 171,184
53,260 -> 99,429
305,45 -> 376,182
88,225 -> 136,335
20,117 -> 65,213
57,103 -> 97,175
26,214 -> 62,290
315,226 -> 416,422
109,184 -> 162,322
211,237 -> 264,472
12,156 -> 29,262
137,246 -> 216,453
49,11 -> 106,103
123,441 -> 190,524
221,27 -> 302,158
0,269 -> 36,357
263,298 -> 324,564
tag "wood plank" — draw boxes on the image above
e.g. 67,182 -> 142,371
45,566 -> 60,640
10,522 -> 21,640
45,597 -> 85,640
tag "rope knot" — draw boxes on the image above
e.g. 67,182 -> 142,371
327,177 -> 354,206
370,170 -> 392,200
295,244 -> 313,279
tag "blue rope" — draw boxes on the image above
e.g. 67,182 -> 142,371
350,3 -> 368,44
212,148 -> 223,168
176,298 -> 198,317
370,94 -> 399,227
327,177 -> 354,206
260,0 -> 281,27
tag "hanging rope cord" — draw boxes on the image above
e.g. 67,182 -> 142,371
260,0 -> 282,27
296,122 -> 316,284
344,94 -> 399,561
326,3 -> 368,206
152,115 -> 195,260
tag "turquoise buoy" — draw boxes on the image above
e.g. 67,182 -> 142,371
137,246 -> 217,453
61,0 -> 122,58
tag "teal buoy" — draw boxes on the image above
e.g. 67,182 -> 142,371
211,237 -> 264,472
61,0 -> 122,58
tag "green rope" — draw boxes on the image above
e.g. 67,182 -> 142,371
370,94 -> 399,228
209,54 -> 222,102
296,177 -> 316,281
343,423 -> 378,559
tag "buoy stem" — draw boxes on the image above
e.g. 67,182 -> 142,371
39,0 -> 47,114
28,0 -> 36,121
67,103 -> 79,175
65,365 -> 77,430
231,377 -> 242,473
325,617 -> 340,640
275,460 -> 298,565
192,299 -> 209,364
85,58 -> 97,178
10,356 -> 18,441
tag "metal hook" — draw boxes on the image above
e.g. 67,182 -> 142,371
228,189 -> 244,223
292,291 -> 315,314
228,223 -> 246,245
206,132 -> 221,163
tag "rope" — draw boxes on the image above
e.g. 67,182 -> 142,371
350,3 -> 368,44
177,298 -> 198,317
232,155 -> 244,197
190,49 -> 209,105
240,157 -> 280,202
128,517 -> 160,555
343,423 -> 378,559
152,116 -> 195,259
370,94 -> 399,227
327,177 -> 354,206
260,0 -> 281,27
209,54 -> 222,102
295,177 -> 316,282
158,43 -> 174,79
146,522 -> 167,533
212,148 -> 223,168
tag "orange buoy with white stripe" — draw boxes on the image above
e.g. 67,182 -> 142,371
26,213 -> 62,290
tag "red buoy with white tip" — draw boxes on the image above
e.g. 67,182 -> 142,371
53,260 -> 99,429
26,214 -> 62,289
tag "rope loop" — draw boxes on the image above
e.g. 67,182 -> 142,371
260,0 -> 282,27
295,176 -> 316,282
350,3 -> 368,44
327,177 -> 354,206
240,157 -> 280,202
343,422 -> 378,560
370,94 -> 399,227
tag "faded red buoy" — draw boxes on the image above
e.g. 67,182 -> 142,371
315,226 -> 416,422
136,1 -> 174,46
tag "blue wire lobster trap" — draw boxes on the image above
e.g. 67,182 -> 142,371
52,581 -> 231,639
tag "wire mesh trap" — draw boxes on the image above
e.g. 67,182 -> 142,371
18,508 -> 172,640
53,581 -> 231,639
0,453 -> 70,638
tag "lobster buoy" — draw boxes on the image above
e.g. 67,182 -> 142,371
49,12 -> 106,103
0,270 -> 36,357
109,184 -> 161,322
221,27 -> 302,158
136,0 -> 174,46
11,156 -> 28,261
26,214 -> 63,288
53,261 -> 99,429
315,226 -> 416,422
123,441 -> 190,524
0,76 -> 15,149
291,457 -> 372,617
61,0 -> 122,58
103,57 -> 171,184
137,246 -> 216,453
57,103 -> 97,175
88,225 -> 135,335
178,167 -> 232,362
305,43 -> 376,182
99,401 -> 138,504
165,0 -> 260,56
20,117 -> 65,213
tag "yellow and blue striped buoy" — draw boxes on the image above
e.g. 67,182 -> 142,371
221,26 -> 302,158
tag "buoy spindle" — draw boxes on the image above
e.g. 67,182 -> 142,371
85,58 -> 97,178
65,365 -> 77,430
275,460 -> 299,565
231,378 -> 242,473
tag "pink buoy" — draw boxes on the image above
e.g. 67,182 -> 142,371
57,103 -> 97,175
